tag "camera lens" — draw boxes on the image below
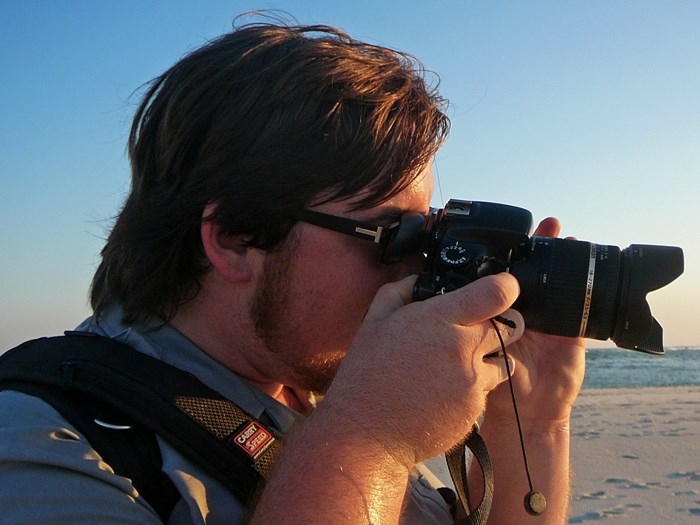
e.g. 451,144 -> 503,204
510,237 -> 620,340
510,237 -> 684,353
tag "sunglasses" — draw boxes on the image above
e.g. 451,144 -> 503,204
294,208 -> 431,264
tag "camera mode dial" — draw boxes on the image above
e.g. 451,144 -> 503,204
440,244 -> 470,267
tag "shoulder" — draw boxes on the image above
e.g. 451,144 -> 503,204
0,390 -> 161,524
0,389 -> 79,428
0,389 -> 88,453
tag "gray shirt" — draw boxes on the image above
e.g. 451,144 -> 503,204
0,305 -> 452,524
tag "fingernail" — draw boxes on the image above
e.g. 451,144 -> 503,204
504,354 -> 516,375
493,315 -> 517,337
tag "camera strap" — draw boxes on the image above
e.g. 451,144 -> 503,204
445,317 -> 548,524
446,426 -> 493,525
0,332 -> 283,510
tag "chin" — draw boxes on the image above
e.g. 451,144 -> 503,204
291,351 -> 345,394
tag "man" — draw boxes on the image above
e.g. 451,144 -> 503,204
0,21 -> 585,524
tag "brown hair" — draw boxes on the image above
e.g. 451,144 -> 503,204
90,21 -> 449,325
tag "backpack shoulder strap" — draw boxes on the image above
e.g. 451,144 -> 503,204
0,332 -> 283,509
2,380 -> 180,521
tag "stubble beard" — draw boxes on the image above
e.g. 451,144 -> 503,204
250,239 -> 341,393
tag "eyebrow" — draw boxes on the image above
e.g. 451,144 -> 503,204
358,207 -> 405,224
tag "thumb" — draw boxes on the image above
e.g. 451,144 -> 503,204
364,274 -> 417,322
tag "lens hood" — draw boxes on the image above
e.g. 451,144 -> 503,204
612,245 -> 684,354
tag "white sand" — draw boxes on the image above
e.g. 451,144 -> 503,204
425,386 -> 700,523
569,386 -> 700,524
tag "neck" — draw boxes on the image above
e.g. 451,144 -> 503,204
170,294 -> 312,414
249,380 -> 313,413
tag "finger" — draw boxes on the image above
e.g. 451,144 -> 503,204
479,310 -> 523,389
364,274 -> 417,322
482,353 -> 517,388
489,308 -> 525,346
471,308 -> 525,362
432,273 -> 521,327
533,217 -> 561,237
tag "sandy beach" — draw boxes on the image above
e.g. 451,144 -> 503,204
425,386 -> 700,523
569,386 -> 700,524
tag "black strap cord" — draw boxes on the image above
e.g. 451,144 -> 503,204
446,316 -> 546,524
490,316 -> 546,516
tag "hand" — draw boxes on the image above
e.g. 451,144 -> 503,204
472,218 -> 586,525
484,217 -> 587,432
255,274 -> 526,525
320,272 -> 526,466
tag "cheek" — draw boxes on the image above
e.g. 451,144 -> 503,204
298,250 -> 390,341
290,229 -> 416,353
315,260 -> 386,322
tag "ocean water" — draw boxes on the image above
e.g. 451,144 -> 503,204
583,347 -> 700,389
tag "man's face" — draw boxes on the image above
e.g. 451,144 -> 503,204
251,166 -> 434,393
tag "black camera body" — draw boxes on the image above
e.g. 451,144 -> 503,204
413,200 -> 684,354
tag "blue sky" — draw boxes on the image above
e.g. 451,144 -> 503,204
1,1 -> 698,349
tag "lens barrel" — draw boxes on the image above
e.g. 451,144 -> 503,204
511,237 -> 621,340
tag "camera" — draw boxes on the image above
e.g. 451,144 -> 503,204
411,200 -> 684,354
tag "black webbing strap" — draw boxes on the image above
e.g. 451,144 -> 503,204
446,425 -> 494,525
2,381 -> 180,521
0,332 -> 283,506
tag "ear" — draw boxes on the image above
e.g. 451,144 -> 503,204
201,203 -> 256,283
